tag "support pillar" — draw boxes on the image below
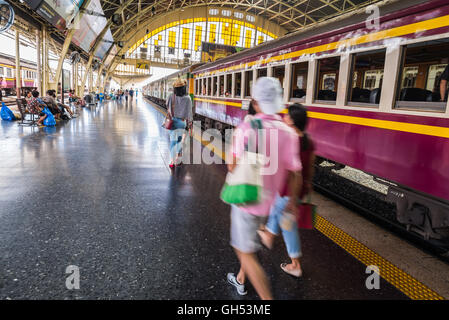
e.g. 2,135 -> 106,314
15,29 -> 21,98
96,66 -> 104,93
81,54 -> 94,94
54,29 -> 75,95
42,25 -> 48,94
88,68 -> 93,93
74,60 -> 79,96
36,29 -> 42,94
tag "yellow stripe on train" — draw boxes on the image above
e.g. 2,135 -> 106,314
197,14 -> 449,77
194,98 -> 449,139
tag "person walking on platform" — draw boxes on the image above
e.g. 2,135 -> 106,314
165,78 -> 192,169
125,89 -> 129,102
257,103 -> 315,278
226,77 -> 302,300
129,88 -> 134,100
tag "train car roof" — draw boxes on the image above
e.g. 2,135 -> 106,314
0,53 -> 37,70
147,62 -> 205,86
194,0 -> 431,74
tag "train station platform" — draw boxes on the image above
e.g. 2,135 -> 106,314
0,97 -> 445,300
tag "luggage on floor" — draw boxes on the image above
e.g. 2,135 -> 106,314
1,102 -> 16,121
42,107 -> 56,126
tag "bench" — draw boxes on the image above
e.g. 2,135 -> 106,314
16,98 -> 38,126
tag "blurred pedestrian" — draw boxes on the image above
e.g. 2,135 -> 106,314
226,77 -> 302,300
258,103 -> 315,277
165,78 -> 192,168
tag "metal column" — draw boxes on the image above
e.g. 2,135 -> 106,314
15,29 -> 21,98
42,25 -> 48,94
36,29 -> 42,94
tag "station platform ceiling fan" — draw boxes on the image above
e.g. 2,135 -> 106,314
0,0 -> 14,33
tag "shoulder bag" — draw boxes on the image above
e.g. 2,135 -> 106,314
220,119 -> 265,205
163,94 -> 175,130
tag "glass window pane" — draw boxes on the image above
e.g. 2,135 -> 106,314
273,65 -> 285,95
257,68 -> 267,78
348,49 -> 385,105
290,62 -> 308,101
315,57 -> 340,103
396,38 -> 449,111
219,75 -> 224,96
244,70 -> 252,98
235,72 -> 242,98
213,76 -> 218,96
226,74 -> 232,97
207,77 -> 211,96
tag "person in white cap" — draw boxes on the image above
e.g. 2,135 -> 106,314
226,77 -> 303,300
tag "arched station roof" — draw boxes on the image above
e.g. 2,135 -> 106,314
12,0 -> 385,83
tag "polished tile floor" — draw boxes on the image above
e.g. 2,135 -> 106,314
0,98 -> 406,299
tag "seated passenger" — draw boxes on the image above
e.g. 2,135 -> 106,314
50,90 -> 74,118
69,90 -> 86,107
42,90 -> 62,120
25,91 -> 32,103
27,90 -> 47,126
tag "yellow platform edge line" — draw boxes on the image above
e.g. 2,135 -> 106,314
315,215 -> 443,300
147,98 -> 444,300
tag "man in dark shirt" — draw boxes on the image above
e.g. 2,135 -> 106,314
440,64 -> 449,102
42,90 -> 62,120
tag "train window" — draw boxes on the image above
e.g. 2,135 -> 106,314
6,68 -> 12,77
396,38 -> 449,111
257,68 -> 267,78
235,72 -> 242,98
212,76 -> 218,96
315,56 -> 340,103
207,77 -> 211,96
219,75 -> 225,96
226,74 -> 232,97
0,67 -> 3,76
244,70 -> 253,98
290,62 -> 308,102
201,78 -> 206,95
348,49 -> 385,106
273,66 -> 285,93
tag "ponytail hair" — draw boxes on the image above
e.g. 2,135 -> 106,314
288,103 -> 310,151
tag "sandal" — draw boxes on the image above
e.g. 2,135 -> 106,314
280,263 -> 302,278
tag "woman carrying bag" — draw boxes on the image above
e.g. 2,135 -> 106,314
164,78 -> 193,168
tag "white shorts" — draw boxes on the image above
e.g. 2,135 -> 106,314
230,205 -> 267,254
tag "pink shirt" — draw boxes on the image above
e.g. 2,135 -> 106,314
232,114 -> 302,216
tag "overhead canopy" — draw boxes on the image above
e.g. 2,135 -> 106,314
15,0 -> 385,72
100,0 -> 383,37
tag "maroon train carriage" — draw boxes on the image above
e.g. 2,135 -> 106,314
0,53 -> 38,96
146,0 -> 449,243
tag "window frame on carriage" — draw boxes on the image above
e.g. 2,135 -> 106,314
393,37 -> 449,113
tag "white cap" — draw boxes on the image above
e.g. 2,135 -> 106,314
251,77 -> 284,115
